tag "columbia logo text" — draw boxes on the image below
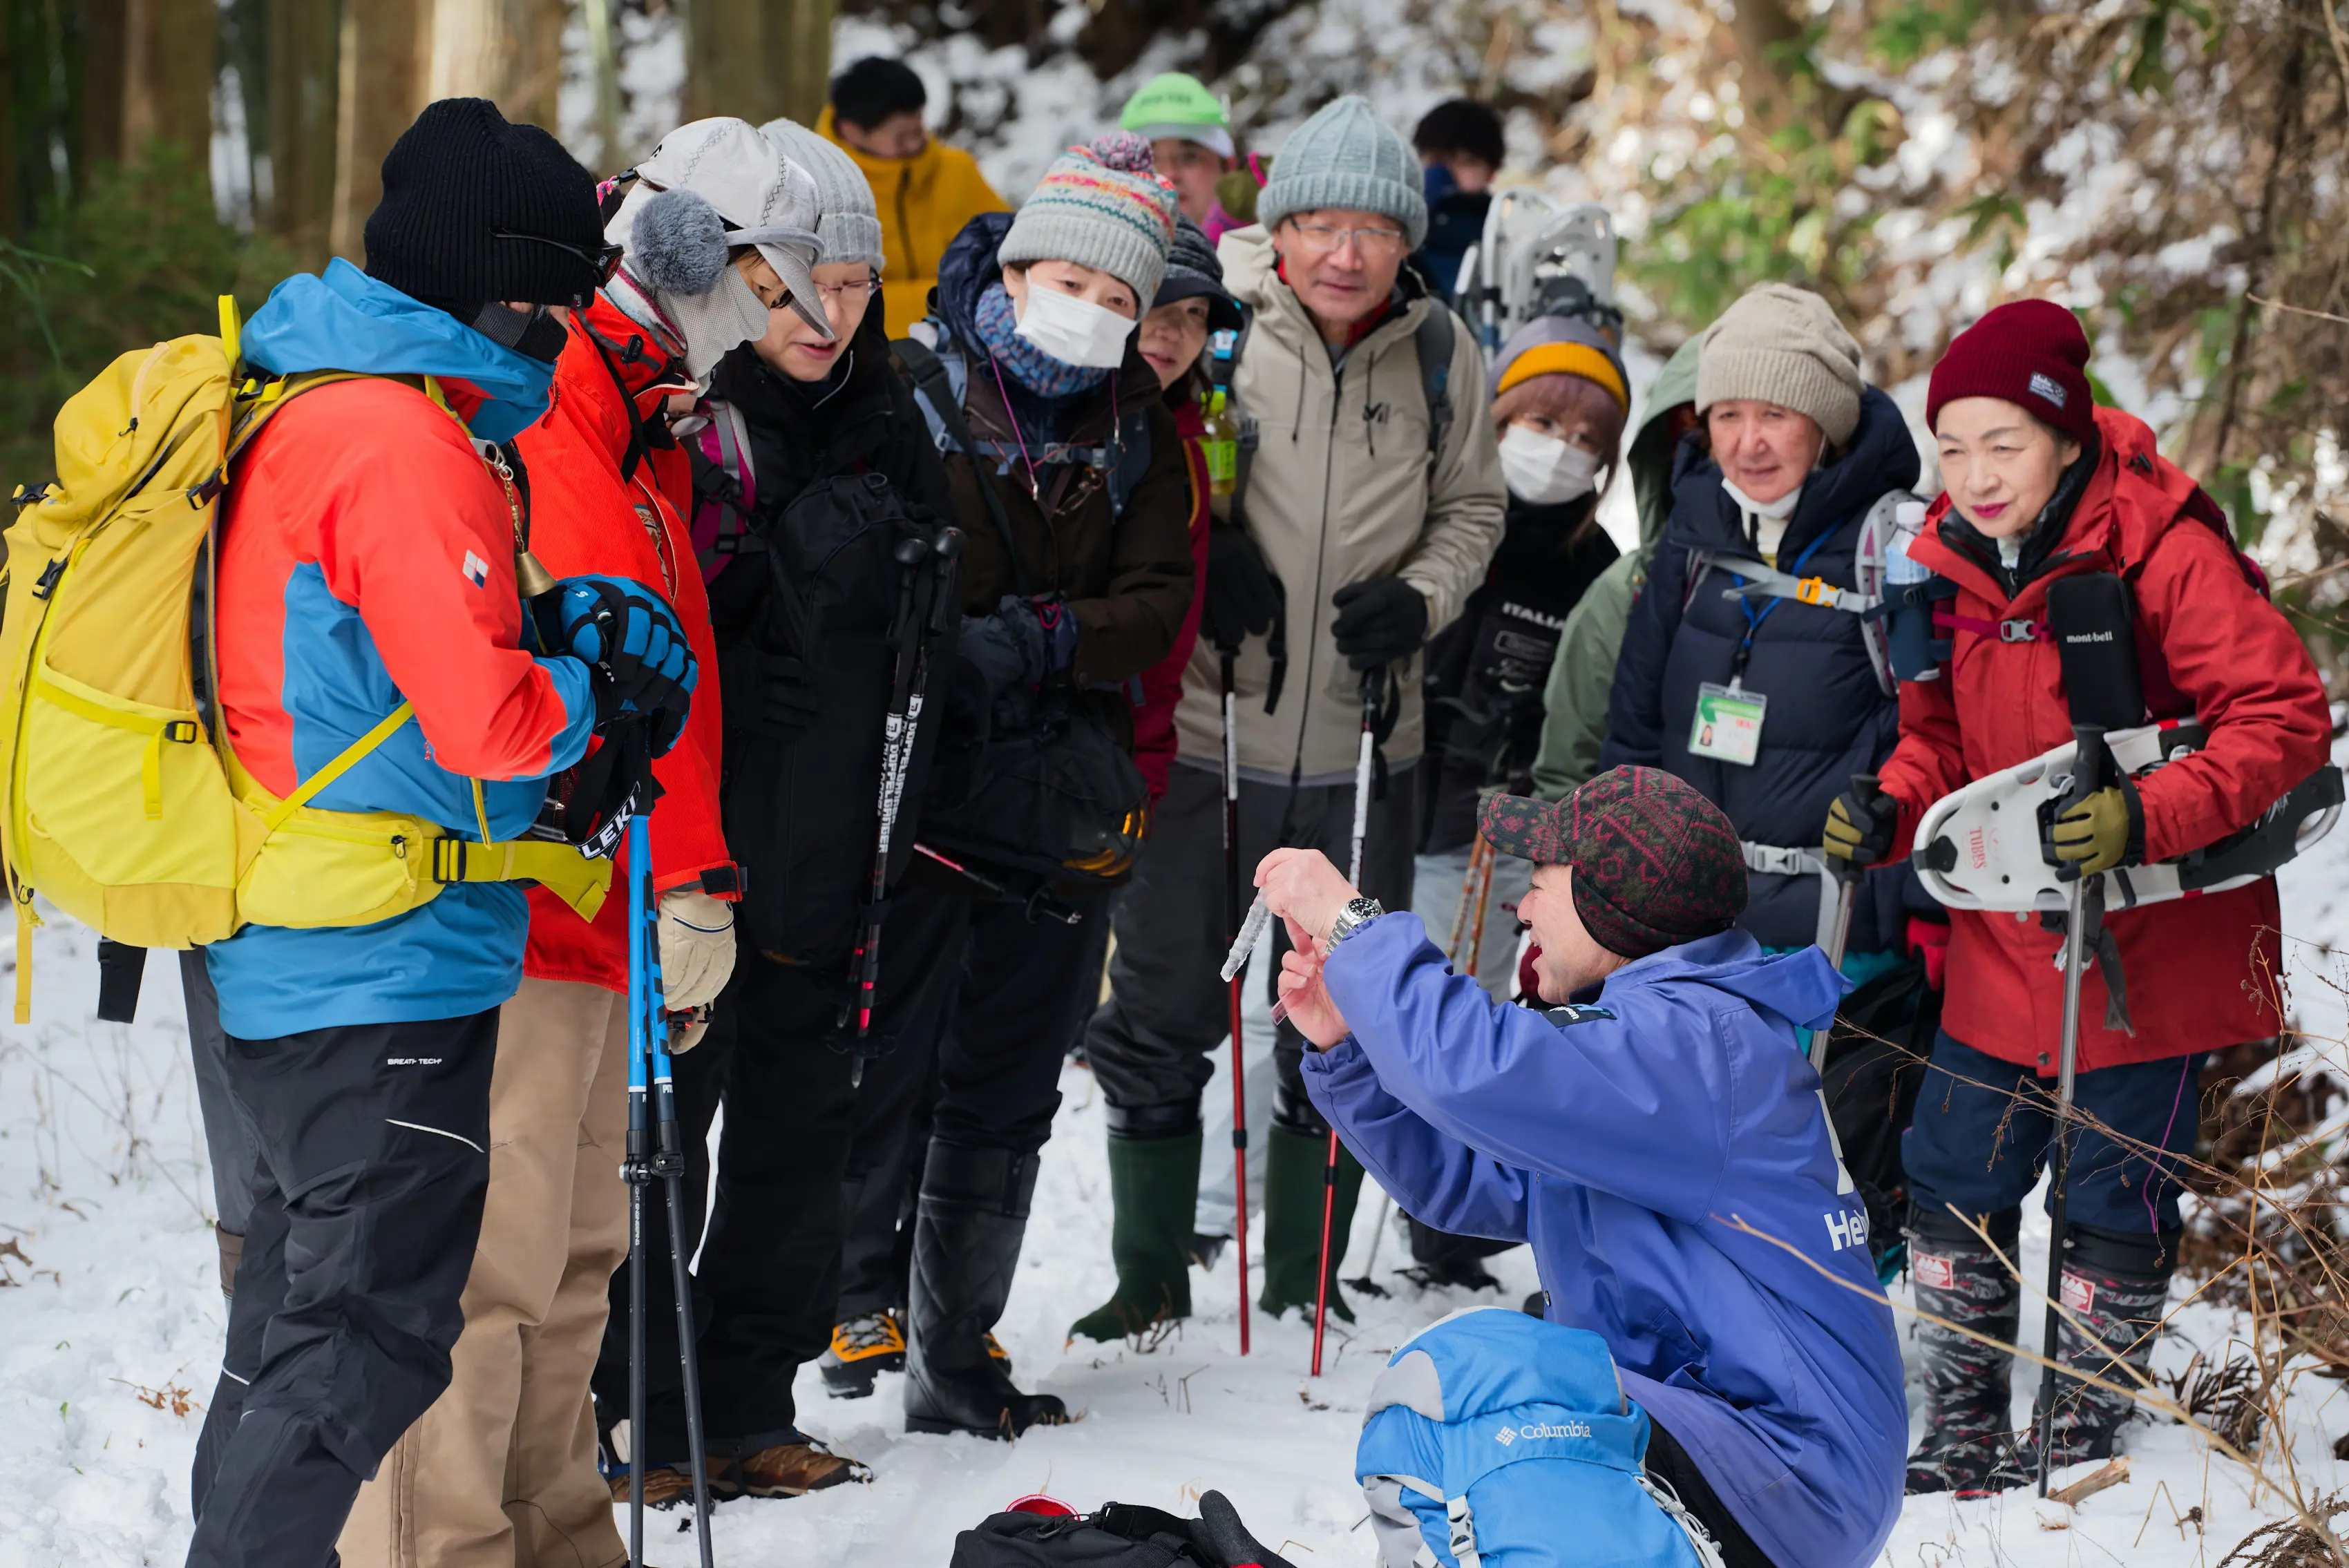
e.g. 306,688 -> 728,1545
1496,1420 -> 1592,1444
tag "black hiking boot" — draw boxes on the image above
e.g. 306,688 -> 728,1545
2006,1234 -> 2172,1482
903,1142 -> 1069,1440
1069,1101 -> 1201,1344
1258,1100 -> 1364,1323
1904,1219 -> 2027,1496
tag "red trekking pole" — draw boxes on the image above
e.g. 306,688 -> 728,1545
1220,648 -> 1251,1356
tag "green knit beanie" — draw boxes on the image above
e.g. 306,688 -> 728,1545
1120,72 -> 1235,160
1258,95 -> 1426,249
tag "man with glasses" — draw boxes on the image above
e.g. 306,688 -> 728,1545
1079,95 -> 1504,1339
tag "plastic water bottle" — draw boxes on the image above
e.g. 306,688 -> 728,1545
1885,501 -> 1938,680
1203,388 -> 1239,497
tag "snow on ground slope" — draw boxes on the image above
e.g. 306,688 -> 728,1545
6,776 -> 2349,1565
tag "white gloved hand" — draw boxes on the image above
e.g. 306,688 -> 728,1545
657,888 -> 736,1013
668,1004 -> 712,1055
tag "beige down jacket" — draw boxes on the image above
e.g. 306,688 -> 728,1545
1172,225 -> 1505,783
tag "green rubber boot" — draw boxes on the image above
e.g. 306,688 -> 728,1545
1068,1118 -> 1201,1343
1259,1120 -> 1364,1323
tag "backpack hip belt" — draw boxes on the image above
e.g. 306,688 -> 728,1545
1742,840 -> 1828,879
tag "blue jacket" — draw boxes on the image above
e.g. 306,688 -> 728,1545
205,263 -> 597,1038
1302,915 -> 1907,1568
1599,388 -> 1921,950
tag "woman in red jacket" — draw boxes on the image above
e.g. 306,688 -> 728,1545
1823,300 -> 2331,1495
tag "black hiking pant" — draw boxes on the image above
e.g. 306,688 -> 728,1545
591,888 -> 964,1462
187,1011 -> 498,1568
1085,758 -> 1418,1117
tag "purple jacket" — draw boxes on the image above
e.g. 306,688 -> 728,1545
1303,917 -> 1905,1568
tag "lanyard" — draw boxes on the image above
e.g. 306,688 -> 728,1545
1731,525 -> 1834,680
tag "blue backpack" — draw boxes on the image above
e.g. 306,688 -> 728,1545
1357,1308 -> 1724,1568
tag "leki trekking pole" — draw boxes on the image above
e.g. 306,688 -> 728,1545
2037,725 -> 2108,1498
1808,774 -> 1880,1074
1219,647 -> 1253,1356
1313,669 -> 1381,1377
625,804 -> 716,1568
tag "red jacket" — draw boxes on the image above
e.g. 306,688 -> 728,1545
517,298 -> 735,993
1879,405 -> 2330,1071
1132,399 -> 1212,801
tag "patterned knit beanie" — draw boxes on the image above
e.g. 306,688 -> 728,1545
1695,283 -> 1865,447
759,117 -> 886,272
1258,95 -> 1427,249
999,131 -> 1178,302
1478,767 -> 1747,959
1925,298 -> 2097,450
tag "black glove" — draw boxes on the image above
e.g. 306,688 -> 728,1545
1330,575 -> 1429,670
955,595 -> 1052,698
1195,1491 -> 1297,1568
1823,782 -> 1899,868
1202,525 -> 1283,653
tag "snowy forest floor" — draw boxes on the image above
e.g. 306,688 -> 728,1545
6,770 -> 2349,1566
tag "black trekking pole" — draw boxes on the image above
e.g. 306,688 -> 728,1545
1219,644 -> 1253,1357
1312,667 -> 1382,1377
2036,724 -> 2107,1498
841,526 -> 963,1085
625,799 -> 716,1568
1808,774 -> 1879,1075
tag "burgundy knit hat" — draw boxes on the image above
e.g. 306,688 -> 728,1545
1926,298 -> 2097,449
1478,767 -> 1747,959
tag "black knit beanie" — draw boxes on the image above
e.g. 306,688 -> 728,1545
364,97 -> 605,313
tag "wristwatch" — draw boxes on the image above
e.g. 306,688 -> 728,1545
1327,896 -> 1386,948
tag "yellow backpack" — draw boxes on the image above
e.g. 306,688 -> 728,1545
0,298 -> 611,1021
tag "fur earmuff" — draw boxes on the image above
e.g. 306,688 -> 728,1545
631,187 -> 730,298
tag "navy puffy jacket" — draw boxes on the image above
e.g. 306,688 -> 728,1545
1599,387 -> 1922,951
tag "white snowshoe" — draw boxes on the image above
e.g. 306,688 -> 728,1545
1454,193 -> 1622,350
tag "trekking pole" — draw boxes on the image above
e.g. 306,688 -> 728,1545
625,804 -> 716,1568
1462,832 -> 1496,982
1443,832 -> 1484,970
1807,774 -> 1880,1074
2037,725 -> 2107,1498
1313,669 -> 1381,1377
1220,646 -> 1252,1357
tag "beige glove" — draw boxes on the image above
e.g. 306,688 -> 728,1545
658,888 -> 736,1013
669,1004 -> 712,1055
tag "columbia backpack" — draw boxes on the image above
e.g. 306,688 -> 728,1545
0,300 -> 607,1021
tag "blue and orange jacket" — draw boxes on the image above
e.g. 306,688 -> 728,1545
204,263 -> 599,1038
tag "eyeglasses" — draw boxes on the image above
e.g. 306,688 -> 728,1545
493,229 -> 627,300
1283,220 -> 1408,258
810,277 -> 881,302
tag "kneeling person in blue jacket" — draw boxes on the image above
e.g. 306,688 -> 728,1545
1257,765 -> 1905,1568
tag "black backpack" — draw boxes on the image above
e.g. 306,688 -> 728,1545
1819,958 -> 1940,1277
950,1493 -> 1296,1568
714,468 -> 960,975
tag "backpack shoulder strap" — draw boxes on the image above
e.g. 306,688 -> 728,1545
1106,404 -> 1152,521
1414,301 -> 1456,470
894,335 -> 1031,597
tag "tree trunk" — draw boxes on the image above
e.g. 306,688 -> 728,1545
79,0 -> 131,170
686,0 -> 835,128
122,0 -> 219,186
1723,0 -> 1850,138
330,0 -> 421,260
426,0 -> 567,128
267,0 -> 341,260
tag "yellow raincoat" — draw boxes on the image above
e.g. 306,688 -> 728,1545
817,106 -> 1008,336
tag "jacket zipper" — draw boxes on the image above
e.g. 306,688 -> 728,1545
1284,351 -> 1347,786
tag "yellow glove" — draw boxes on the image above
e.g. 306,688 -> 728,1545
2048,785 -> 2140,876
1823,786 -> 1896,866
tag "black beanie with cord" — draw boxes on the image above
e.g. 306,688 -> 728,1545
363,97 -> 606,317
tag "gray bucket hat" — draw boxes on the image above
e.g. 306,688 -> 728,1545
609,117 -> 831,340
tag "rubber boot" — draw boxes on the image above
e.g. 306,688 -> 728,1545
2005,1225 -> 2172,1484
1068,1100 -> 1202,1344
902,1140 -> 1068,1440
1258,1091 -> 1364,1323
1904,1210 -> 2026,1496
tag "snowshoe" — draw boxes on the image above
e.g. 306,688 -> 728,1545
820,1309 -> 906,1399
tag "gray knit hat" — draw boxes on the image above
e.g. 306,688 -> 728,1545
999,131 -> 1178,302
759,117 -> 885,271
1694,283 -> 1865,446
1258,95 -> 1427,249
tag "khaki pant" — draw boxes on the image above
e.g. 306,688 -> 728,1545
340,978 -> 631,1568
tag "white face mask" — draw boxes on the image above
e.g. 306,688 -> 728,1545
1015,283 -> 1137,370
1498,426 -> 1604,506
1719,475 -> 1805,522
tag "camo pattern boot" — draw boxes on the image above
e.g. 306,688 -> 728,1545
1904,1225 -> 2025,1496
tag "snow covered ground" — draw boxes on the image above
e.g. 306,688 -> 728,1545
5,786 -> 2349,1565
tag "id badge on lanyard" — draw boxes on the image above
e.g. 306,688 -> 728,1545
1689,678 -> 1767,767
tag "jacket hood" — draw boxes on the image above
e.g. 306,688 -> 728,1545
1662,383 -> 1920,560
933,209 -> 1017,351
241,258 -> 557,443
1606,929 -> 1845,1035
573,293 -> 697,417
1628,335 -> 1703,553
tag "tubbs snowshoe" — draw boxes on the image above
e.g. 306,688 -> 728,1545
821,1310 -> 906,1399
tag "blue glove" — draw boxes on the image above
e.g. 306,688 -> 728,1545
537,575 -> 698,756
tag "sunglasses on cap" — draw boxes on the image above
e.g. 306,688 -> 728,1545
493,229 -> 626,307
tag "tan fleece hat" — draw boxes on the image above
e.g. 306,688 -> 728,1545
1694,283 -> 1865,446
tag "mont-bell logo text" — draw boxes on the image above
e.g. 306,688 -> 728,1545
1495,1419 -> 1592,1446
2028,371 -> 2069,409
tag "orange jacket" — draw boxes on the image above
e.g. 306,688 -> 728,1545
1880,405 -> 2330,1069
515,296 -> 735,993
817,106 -> 1007,336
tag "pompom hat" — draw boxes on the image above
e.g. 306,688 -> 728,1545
998,131 -> 1179,302
1925,298 -> 2098,450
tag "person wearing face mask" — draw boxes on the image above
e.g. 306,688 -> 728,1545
1824,300 -> 2329,1495
1415,317 -> 1626,1002
185,98 -> 699,1568
1600,283 -> 1925,982
888,132 -> 1193,1437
